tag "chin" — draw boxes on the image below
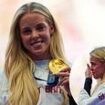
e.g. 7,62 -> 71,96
33,50 -> 43,54
93,75 -> 98,79
94,76 -> 100,80
94,77 -> 98,79
33,52 -> 43,56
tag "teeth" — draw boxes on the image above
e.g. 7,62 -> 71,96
31,41 -> 42,45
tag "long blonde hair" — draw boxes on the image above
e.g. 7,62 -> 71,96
5,2 -> 68,105
90,47 -> 105,95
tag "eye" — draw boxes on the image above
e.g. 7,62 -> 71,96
90,62 -> 96,66
35,23 -> 46,31
21,27 -> 32,35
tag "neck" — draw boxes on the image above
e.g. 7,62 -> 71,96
33,54 -> 52,60
28,51 -> 52,60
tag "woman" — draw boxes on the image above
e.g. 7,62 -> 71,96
0,2 -> 70,105
78,47 -> 105,105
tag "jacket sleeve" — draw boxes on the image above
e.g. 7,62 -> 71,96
78,89 -> 91,105
84,78 -> 92,95
77,78 -> 93,105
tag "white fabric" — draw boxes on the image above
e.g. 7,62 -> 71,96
37,87 -> 64,105
0,60 -> 69,105
87,92 -> 105,105
0,71 -> 8,105
34,60 -> 66,105
33,60 -> 49,87
77,83 -> 105,105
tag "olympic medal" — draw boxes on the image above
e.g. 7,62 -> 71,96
48,59 -> 69,74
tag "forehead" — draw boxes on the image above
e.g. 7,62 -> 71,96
90,56 -> 102,63
19,12 -> 46,26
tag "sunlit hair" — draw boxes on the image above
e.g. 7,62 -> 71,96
90,47 -> 105,61
5,2 -> 68,105
90,47 -> 105,94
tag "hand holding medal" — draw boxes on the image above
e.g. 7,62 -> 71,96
48,59 -> 71,95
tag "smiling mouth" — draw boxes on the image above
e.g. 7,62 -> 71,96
30,40 -> 44,48
31,40 -> 43,45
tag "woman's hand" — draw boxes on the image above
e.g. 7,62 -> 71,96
56,68 -> 71,96
85,64 -> 92,78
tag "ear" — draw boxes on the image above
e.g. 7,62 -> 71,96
50,24 -> 54,34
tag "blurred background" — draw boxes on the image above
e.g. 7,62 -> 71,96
0,0 -> 105,102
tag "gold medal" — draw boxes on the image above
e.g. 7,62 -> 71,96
48,59 -> 69,74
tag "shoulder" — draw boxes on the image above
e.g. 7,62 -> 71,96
87,92 -> 105,105
0,70 -> 8,90
0,70 -> 7,80
96,83 -> 105,94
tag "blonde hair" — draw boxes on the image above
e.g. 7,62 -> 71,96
90,47 -> 105,95
5,2 -> 68,105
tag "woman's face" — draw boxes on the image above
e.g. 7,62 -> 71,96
90,56 -> 105,79
19,12 -> 54,60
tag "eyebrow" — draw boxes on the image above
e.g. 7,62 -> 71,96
36,23 -> 47,26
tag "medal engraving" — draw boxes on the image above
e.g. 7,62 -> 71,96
48,59 -> 69,74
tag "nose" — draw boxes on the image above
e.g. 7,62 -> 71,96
90,65 -> 94,71
31,29 -> 39,38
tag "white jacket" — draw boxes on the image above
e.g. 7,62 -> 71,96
77,83 -> 105,105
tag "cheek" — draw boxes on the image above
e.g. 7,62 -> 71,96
92,66 -> 100,74
20,36 -> 30,49
21,36 -> 29,43
101,68 -> 105,74
96,67 -> 105,75
42,34 -> 51,43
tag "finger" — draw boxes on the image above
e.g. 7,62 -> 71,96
60,67 -> 71,73
56,72 -> 70,77
58,79 -> 69,86
58,77 -> 69,86
87,64 -> 91,70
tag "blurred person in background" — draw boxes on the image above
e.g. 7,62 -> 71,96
78,47 -> 105,105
